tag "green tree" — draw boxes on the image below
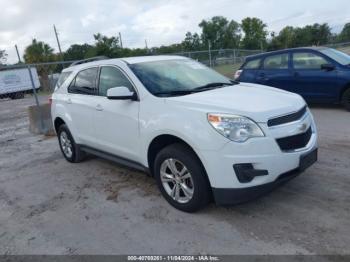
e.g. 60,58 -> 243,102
199,16 -> 241,49
23,39 -> 56,90
296,23 -> 331,46
64,44 -> 93,60
241,17 -> 267,50
87,33 -> 120,58
0,49 -> 7,64
338,23 -> 350,42
23,39 -> 55,63
182,32 -> 202,51
268,23 -> 332,50
269,26 -> 296,50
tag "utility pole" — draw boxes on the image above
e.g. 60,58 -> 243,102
119,32 -> 123,48
15,45 -> 21,63
208,40 -> 212,68
53,24 -> 64,60
145,39 -> 148,50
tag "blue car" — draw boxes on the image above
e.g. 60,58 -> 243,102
235,47 -> 350,110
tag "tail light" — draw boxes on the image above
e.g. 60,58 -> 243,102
234,69 -> 242,80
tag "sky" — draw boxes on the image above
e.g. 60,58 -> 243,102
1,0 -> 349,64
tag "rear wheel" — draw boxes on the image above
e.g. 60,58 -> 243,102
342,88 -> 350,111
10,92 -> 24,100
57,124 -> 85,163
154,143 -> 211,212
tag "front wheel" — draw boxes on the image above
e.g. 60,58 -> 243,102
342,89 -> 350,111
154,143 -> 211,212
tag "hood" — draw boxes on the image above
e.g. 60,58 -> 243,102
166,82 -> 306,123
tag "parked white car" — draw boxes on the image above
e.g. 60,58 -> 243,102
51,56 -> 318,212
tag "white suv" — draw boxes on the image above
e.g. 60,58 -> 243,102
51,56 -> 318,212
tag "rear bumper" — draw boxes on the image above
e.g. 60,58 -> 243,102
212,148 -> 317,206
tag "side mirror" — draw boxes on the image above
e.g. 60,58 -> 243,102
107,86 -> 137,100
321,63 -> 335,71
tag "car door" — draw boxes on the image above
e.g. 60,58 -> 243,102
256,52 -> 293,91
238,58 -> 262,82
93,65 -> 140,161
290,51 -> 339,102
66,67 -> 99,145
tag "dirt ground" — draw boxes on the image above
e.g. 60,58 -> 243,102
0,95 -> 349,255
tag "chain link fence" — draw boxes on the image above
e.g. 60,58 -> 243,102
0,43 -> 349,136
172,48 -> 262,77
326,41 -> 350,54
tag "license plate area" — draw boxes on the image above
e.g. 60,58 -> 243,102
299,148 -> 318,171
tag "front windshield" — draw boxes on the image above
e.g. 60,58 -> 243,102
128,59 -> 231,96
320,48 -> 350,66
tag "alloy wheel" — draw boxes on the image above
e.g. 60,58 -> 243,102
160,158 -> 194,204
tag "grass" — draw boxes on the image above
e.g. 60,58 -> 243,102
212,63 -> 241,78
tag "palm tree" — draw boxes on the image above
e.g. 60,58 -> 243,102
24,39 -> 56,91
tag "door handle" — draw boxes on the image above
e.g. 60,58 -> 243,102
95,104 -> 103,111
66,98 -> 72,104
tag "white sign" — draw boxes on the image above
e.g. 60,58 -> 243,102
0,68 -> 40,95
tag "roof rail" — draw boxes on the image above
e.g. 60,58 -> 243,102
69,56 -> 109,67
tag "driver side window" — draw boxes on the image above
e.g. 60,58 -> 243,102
293,52 -> 328,69
98,66 -> 134,96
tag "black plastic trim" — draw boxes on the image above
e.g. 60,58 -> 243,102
212,169 -> 301,206
276,127 -> 312,151
79,145 -> 150,174
233,164 -> 268,183
268,106 -> 307,127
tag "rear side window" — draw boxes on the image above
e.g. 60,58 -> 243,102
243,59 -> 261,69
68,67 -> 98,95
98,66 -> 134,96
293,52 -> 328,69
56,71 -> 72,89
263,53 -> 289,69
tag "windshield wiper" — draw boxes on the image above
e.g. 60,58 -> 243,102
192,82 -> 232,92
154,90 -> 195,97
154,81 -> 238,97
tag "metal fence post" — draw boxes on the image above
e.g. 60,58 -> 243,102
208,41 -> 212,68
27,66 -> 45,133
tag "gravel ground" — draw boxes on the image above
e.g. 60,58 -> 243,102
0,95 -> 349,255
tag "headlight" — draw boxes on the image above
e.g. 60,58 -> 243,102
207,113 -> 264,142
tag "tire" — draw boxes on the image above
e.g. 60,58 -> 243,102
16,92 -> 25,99
10,92 -> 24,100
154,143 -> 211,212
342,88 -> 350,111
57,124 -> 85,163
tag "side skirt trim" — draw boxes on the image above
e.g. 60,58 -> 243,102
79,145 -> 150,174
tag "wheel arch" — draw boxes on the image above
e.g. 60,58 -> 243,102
340,83 -> 350,102
54,117 -> 66,134
147,134 -> 210,183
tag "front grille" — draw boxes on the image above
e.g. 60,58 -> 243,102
276,127 -> 312,151
268,106 -> 307,127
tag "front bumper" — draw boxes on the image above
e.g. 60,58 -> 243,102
212,148 -> 317,205
196,108 -> 318,205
